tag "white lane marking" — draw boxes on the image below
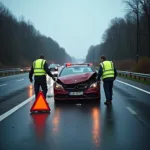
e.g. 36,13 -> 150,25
0,84 -> 52,122
126,107 -> 137,115
17,79 -> 24,82
0,84 -> 7,87
116,80 -> 150,95
0,95 -> 35,122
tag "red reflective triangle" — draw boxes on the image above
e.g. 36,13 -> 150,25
30,91 -> 50,112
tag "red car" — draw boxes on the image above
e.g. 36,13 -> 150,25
53,63 -> 100,102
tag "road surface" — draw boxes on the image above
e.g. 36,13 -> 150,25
0,73 -> 150,150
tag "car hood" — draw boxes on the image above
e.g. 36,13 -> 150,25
58,72 -> 95,84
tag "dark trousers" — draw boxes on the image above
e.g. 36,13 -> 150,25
34,76 -> 48,99
103,80 -> 113,101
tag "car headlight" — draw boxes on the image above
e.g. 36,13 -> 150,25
90,82 -> 97,88
55,83 -> 64,90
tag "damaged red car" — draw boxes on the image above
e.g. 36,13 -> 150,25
53,63 -> 100,102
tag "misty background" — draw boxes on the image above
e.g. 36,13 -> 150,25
0,0 -> 150,73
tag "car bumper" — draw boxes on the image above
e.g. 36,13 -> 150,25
54,88 -> 100,101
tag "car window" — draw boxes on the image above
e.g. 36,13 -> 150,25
50,64 -> 57,68
59,66 -> 93,76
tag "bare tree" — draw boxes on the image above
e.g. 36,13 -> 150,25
85,0 -> 150,73
0,2 -> 71,68
123,0 -> 141,63
140,0 -> 150,57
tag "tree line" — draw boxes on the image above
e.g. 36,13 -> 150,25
86,0 -> 150,73
0,2 -> 71,68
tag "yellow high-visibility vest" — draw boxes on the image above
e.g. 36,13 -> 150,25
33,59 -> 46,76
100,61 -> 115,79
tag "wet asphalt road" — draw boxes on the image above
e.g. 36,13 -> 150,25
0,73 -> 30,99
0,74 -> 150,150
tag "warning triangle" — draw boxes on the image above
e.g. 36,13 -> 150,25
30,91 -> 50,112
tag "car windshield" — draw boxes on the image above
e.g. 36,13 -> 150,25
49,64 -> 57,68
59,66 -> 93,76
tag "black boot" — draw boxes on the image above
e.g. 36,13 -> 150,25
104,100 -> 111,105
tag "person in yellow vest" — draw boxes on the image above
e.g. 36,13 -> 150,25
29,55 -> 55,99
97,55 -> 117,105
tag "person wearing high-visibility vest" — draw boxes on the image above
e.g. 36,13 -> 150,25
29,55 -> 55,98
97,55 -> 117,105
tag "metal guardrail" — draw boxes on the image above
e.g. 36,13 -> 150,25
95,66 -> 150,81
1,66 -> 150,81
0,67 -> 30,77
117,70 -> 150,81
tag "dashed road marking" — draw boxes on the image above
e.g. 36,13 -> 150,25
117,80 -> 150,95
0,84 -> 7,87
126,107 -> 137,115
17,78 -> 24,82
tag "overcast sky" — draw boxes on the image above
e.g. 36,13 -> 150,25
1,0 -> 125,59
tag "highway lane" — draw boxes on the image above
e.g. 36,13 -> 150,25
114,79 -> 150,127
0,74 -> 51,114
0,73 -> 29,83
117,77 -> 150,92
0,74 -> 150,119
0,73 -> 31,100
0,77 -> 150,150
0,67 -> 62,100
0,84 -> 34,115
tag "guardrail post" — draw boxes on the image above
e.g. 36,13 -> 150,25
134,75 -> 136,79
117,70 -> 150,83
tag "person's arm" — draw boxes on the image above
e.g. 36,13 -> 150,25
29,65 -> 34,82
97,65 -> 103,81
44,61 -> 55,79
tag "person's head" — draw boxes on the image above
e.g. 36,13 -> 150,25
40,54 -> 44,59
100,55 -> 107,62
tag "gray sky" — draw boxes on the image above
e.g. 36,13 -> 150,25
1,0 -> 125,59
